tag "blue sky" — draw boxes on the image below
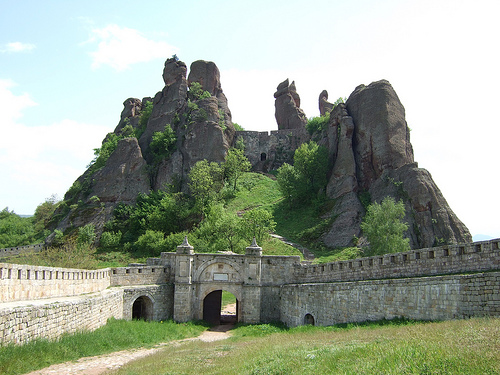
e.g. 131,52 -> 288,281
1,0 -> 499,239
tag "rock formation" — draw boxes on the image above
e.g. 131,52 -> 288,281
48,58 -> 471,250
319,90 -> 333,116
274,79 -> 308,130
321,80 -> 471,248
49,58 -> 235,241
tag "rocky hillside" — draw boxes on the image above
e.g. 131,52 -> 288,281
317,80 -> 471,248
48,58 -> 471,249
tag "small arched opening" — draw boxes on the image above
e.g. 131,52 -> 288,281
304,313 -> 315,326
260,152 -> 267,161
203,290 -> 238,325
132,295 -> 154,321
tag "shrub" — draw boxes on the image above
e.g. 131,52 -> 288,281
99,231 -> 122,249
149,124 -> 177,163
361,197 -> 410,256
189,82 -> 211,100
306,113 -> 330,135
134,230 -> 167,256
77,224 -> 96,245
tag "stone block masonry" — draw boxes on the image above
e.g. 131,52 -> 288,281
110,266 -> 170,286
294,239 -> 500,283
0,244 -> 44,259
0,263 -> 111,303
0,289 -> 123,344
0,238 -> 499,345
280,272 -> 500,327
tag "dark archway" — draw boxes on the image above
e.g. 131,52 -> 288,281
132,295 -> 153,320
260,152 -> 267,161
203,290 -> 238,325
304,313 -> 315,325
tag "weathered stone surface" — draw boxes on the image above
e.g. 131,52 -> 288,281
346,80 -> 414,190
319,90 -> 334,116
274,79 -> 308,130
188,60 -> 221,96
90,137 -> 150,203
51,58 -> 471,251
188,60 -> 235,139
322,80 -> 471,249
139,58 -> 188,155
369,163 -> 472,248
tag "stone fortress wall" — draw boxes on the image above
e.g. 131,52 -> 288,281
0,243 -> 44,259
234,128 -> 310,171
0,238 -> 499,345
0,263 -> 111,303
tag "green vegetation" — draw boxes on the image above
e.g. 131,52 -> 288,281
233,122 -> 244,131
0,208 -> 38,248
277,141 -> 329,207
221,290 -> 236,307
0,195 -> 60,248
188,160 -> 225,210
148,124 -> 177,163
188,81 -> 211,100
135,100 -> 153,139
361,197 -> 410,256
306,112 -> 330,135
0,319 -> 207,375
110,317 -> 500,375
224,148 -> 251,191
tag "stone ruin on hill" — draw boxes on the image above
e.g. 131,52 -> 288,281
49,57 -> 471,250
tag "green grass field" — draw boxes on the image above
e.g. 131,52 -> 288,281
1,315 -> 498,375
110,317 -> 500,375
0,319 -> 207,375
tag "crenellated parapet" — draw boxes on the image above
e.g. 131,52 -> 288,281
295,239 -> 500,283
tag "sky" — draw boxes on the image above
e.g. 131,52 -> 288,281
0,0 -> 498,239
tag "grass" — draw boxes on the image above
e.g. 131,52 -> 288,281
221,290 -> 236,307
3,248 -> 149,269
110,317 -> 500,374
0,318 -> 208,375
225,172 -> 282,214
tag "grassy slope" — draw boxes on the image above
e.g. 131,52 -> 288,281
228,172 -> 360,262
111,317 -> 500,375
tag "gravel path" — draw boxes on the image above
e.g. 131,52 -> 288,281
25,305 -> 237,375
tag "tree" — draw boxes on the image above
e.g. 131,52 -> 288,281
33,195 -> 60,236
242,208 -> 276,244
77,224 -> 96,245
194,203 -> 246,253
276,163 -> 306,205
276,141 -> 328,206
293,141 -> 328,193
224,148 -> 251,190
134,230 -> 167,256
0,208 -> 36,248
361,197 -> 410,256
149,124 -> 177,163
306,113 -> 330,135
188,160 -> 224,209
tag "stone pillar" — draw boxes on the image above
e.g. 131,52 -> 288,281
242,238 -> 263,323
173,237 -> 194,322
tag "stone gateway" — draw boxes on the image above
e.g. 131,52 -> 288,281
1,238 -> 499,344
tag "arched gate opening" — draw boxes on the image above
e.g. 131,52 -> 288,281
132,295 -> 153,320
203,290 -> 238,325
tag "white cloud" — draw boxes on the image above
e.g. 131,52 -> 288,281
0,80 -> 110,215
87,24 -> 177,71
0,79 -> 37,122
1,42 -> 36,53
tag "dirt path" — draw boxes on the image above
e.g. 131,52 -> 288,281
25,321 -> 234,375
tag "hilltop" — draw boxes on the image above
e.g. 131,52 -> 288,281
46,57 -> 471,251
